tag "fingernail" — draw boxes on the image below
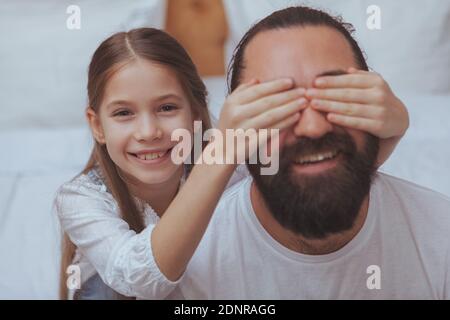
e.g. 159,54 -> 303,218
315,78 -> 325,86
298,98 -> 307,105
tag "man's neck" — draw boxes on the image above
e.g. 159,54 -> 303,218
250,182 -> 370,255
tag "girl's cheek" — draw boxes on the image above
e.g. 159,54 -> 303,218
108,120 -> 135,135
104,123 -> 134,146
165,115 -> 194,135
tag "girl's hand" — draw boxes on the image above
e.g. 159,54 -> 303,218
305,68 -> 409,166
217,78 -> 308,163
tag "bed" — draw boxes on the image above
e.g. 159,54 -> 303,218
0,0 -> 449,299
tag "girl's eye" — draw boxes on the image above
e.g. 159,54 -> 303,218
159,104 -> 178,112
113,110 -> 132,117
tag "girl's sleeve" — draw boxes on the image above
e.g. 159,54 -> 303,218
55,182 -> 182,299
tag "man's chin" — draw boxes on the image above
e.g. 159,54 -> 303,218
252,158 -> 371,239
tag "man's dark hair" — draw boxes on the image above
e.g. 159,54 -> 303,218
227,6 -> 369,92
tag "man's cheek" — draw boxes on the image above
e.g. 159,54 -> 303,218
346,129 -> 366,152
261,129 -> 288,158
276,129 -> 298,156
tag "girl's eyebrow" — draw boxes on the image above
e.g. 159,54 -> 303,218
154,93 -> 183,102
106,94 -> 183,109
106,100 -> 133,110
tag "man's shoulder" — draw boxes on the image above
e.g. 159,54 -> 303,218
375,172 -> 450,230
207,175 -> 253,227
218,175 -> 252,206
376,172 -> 450,205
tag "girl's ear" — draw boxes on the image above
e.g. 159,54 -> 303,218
86,107 -> 106,144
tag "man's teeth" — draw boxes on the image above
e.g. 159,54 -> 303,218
136,151 -> 167,161
295,150 -> 338,165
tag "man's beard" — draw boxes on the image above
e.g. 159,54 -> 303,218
247,130 -> 379,240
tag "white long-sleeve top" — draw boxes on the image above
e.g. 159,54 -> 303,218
55,166 -> 175,299
54,165 -> 248,299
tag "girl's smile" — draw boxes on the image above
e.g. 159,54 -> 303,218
127,147 -> 173,165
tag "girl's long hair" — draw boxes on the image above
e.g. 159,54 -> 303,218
59,28 -> 211,299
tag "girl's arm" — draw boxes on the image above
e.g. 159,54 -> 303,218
307,67 -> 409,168
151,78 -> 308,281
373,135 -> 404,168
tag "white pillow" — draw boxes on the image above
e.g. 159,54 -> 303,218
0,0 -> 163,130
308,0 -> 450,94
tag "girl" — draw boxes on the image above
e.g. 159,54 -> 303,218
55,28 -> 408,299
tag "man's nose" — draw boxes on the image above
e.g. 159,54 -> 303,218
292,106 -> 333,139
134,114 -> 163,142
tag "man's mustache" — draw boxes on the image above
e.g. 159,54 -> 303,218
280,131 -> 357,165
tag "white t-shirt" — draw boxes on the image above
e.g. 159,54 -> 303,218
168,172 -> 450,299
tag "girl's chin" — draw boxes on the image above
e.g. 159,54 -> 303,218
130,166 -> 183,186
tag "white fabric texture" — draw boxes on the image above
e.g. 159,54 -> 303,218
176,173 -> 450,299
54,166 -> 182,299
316,0 -> 450,94
54,163 -> 249,299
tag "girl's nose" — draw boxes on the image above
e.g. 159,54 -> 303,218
133,114 -> 163,142
292,106 -> 333,139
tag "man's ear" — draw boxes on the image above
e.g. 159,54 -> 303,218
86,107 -> 106,144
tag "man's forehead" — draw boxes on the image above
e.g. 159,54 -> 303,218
241,26 -> 356,87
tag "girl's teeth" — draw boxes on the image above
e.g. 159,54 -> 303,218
136,151 -> 166,161
145,153 -> 158,160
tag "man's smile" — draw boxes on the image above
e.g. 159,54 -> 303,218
291,149 -> 341,175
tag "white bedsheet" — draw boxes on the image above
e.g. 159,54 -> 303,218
0,93 -> 449,299
0,128 -> 92,299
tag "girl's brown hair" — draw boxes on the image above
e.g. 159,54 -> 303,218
59,28 -> 211,299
